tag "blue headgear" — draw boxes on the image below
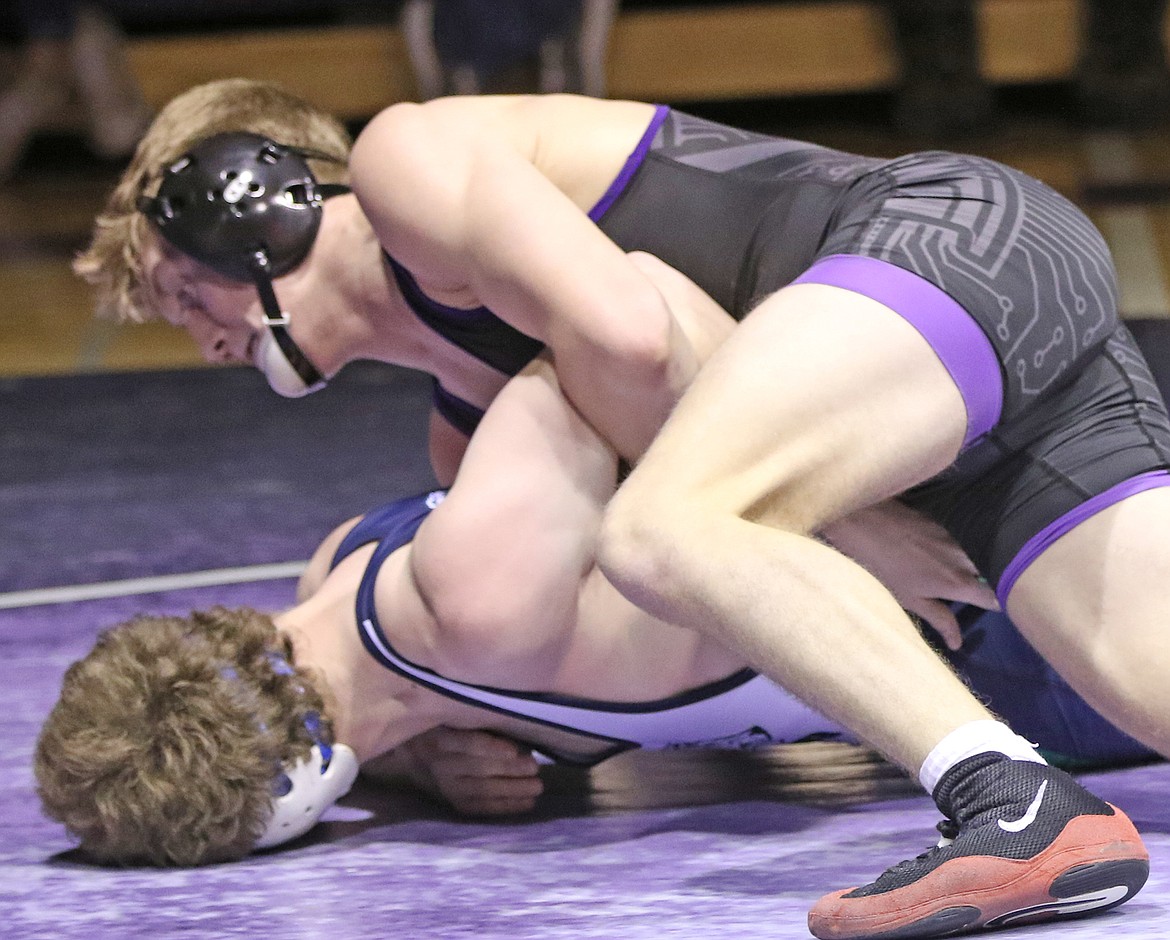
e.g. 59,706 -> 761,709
137,132 -> 350,397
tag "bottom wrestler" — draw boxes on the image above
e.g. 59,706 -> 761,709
35,353 -> 1150,939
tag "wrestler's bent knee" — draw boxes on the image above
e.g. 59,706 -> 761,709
597,486 -> 696,612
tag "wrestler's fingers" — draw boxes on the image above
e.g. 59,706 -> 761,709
441,773 -> 545,816
408,728 -> 533,771
429,748 -> 541,783
909,599 -> 963,651
943,573 -> 1000,611
422,732 -> 542,807
923,546 -> 1000,611
442,771 -> 544,799
432,727 -> 535,759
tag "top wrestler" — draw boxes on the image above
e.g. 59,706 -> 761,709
36,345 -> 1151,887
73,79 -> 1162,938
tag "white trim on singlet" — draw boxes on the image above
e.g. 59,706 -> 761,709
347,492 -> 851,755
358,615 -> 849,752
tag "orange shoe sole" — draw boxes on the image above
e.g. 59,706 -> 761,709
807,806 -> 1149,939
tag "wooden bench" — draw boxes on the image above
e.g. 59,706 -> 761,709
125,1 -> 1103,120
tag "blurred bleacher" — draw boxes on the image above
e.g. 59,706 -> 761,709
117,0 -> 1101,120
7,1 -> 1170,381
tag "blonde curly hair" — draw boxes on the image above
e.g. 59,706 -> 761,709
34,607 -> 333,866
73,78 -> 352,324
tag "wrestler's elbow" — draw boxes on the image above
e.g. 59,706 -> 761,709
550,298 -> 679,461
595,300 -> 678,391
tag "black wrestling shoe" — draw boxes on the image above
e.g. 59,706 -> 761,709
808,753 -> 1148,939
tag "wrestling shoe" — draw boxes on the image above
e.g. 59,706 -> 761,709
808,753 -> 1148,939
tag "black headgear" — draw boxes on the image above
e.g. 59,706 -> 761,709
138,131 -> 349,280
138,132 -> 350,395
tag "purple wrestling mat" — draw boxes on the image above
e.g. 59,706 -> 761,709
2,363 -> 1168,939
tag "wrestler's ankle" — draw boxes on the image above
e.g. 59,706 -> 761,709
918,719 -> 1045,797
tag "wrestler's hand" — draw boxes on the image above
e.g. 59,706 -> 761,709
398,727 -> 544,816
820,499 -> 999,651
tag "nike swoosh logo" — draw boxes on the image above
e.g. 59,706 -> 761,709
998,780 -> 1048,833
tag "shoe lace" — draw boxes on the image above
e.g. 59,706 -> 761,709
873,819 -> 960,883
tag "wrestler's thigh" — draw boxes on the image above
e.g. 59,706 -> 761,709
627,281 -> 969,530
1005,488 -> 1170,743
945,608 -> 1156,768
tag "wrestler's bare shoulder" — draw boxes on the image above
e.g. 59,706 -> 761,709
377,93 -> 655,136
360,94 -> 659,206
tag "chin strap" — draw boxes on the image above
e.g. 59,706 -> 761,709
247,249 -> 327,396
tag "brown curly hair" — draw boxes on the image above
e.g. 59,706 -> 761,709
34,607 -> 333,866
72,78 -> 352,324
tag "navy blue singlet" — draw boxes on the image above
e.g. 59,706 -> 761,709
333,494 -> 1153,769
333,490 -> 848,765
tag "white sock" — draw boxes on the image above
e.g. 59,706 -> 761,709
918,719 -> 1046,795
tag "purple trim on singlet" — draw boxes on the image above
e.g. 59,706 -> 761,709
996,470 -> 1170,607
791,255 -> 1003,448
588,105 -> 670,223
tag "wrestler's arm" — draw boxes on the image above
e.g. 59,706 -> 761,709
299,512 -> 546,814
406,353 -> 618,684
341,357 -> 608,816
349,96 -> 698,462
368,357 -> 629,815
401,247 -> 737,681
